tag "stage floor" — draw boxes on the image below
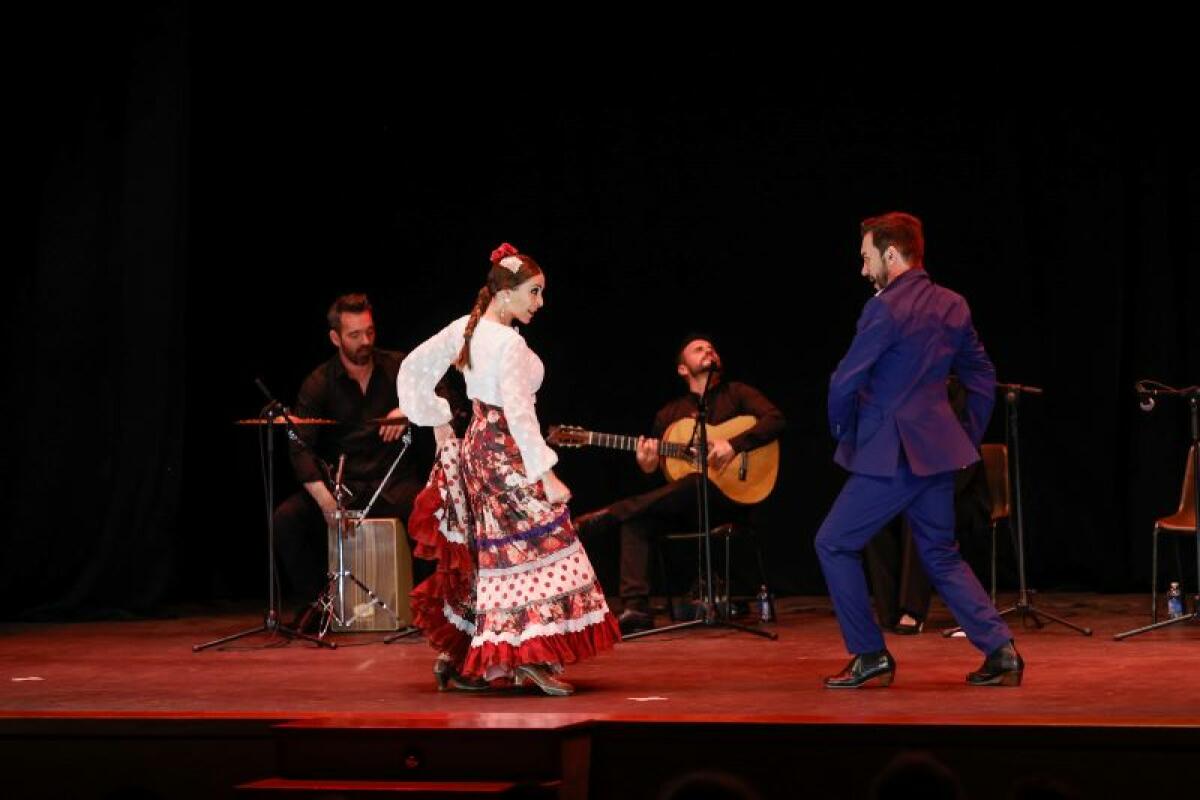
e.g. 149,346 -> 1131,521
3,593 -> 1199,799
3,593 -> 1198,725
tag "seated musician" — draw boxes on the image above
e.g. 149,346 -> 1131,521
573,334 -> 785,634
273,293 -> 467,628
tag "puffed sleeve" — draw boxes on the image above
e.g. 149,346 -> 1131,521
497,335 -> 559,481
397,318 -> 463,427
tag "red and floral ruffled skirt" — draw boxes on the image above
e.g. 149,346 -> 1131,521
408,401 -> 620,680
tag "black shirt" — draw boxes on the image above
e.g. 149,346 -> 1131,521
651,380 -> 786,454
289,349 -> 467,498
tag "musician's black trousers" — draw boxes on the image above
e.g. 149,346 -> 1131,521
864,516 -> 931,628
611,473 -> 744,607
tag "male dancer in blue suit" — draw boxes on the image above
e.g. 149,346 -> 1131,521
816,212 -> 1023,688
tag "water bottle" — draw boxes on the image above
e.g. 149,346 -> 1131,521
1166,582 -> 1185,619
756,584 -> 774,623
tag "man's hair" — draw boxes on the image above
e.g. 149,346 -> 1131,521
327,293 -> 373,332
861,212 -> 925,267
676,331 -> 716,365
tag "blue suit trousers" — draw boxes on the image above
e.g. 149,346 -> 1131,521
815,461 -> 1012,656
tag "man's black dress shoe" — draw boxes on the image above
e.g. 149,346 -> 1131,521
573,508 -> 616,538
966,640 -> 1024,686
824,649 -> 896,688
617,608 -> 654,635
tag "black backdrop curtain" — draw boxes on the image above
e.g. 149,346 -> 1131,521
9,7 -> 1198,618
6,3 -> 189,618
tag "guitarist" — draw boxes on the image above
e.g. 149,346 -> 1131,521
573,334 -> 785,634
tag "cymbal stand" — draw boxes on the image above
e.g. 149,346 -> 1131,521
301,430 -> 421,640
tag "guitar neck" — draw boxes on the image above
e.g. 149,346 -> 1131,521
579,431 -> 692,460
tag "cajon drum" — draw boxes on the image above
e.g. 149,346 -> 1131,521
325,515 -> 413,632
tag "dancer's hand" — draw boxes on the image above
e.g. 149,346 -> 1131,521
542,470 -> 572,505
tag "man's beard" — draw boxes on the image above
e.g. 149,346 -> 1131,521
344,344 -> 373,366
869,264 -> 889,292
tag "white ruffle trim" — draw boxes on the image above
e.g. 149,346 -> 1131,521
438,517 -> 468,545
443,602 -> 477,635
470,608 -> 610,646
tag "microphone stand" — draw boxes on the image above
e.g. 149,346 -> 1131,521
943,382 -> 1092,638
1115,382 -> 1200,640
194,379 -> 335,651
625,364 -> 777,642
994,382 -> 1092,635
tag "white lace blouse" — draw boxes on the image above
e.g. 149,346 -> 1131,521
397,315 -> 559,481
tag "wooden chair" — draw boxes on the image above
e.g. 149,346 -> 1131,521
1151,444 -> 1198,623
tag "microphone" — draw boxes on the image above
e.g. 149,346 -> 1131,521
254,377 -> 287,416
1132,380 -> 1200,413
1135,380 -> 1167,413
335,454 -> 346,488
703,358 -> 722,372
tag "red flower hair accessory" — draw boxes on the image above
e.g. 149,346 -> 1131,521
490,242 -> 522,274
490,243 -> 519,264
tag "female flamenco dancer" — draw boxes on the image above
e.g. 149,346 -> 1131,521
397,242 -> 620,695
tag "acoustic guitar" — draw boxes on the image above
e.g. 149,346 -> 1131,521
547,415 -> 779,505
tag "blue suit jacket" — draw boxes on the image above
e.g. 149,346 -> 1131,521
829,269 -> 996,477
